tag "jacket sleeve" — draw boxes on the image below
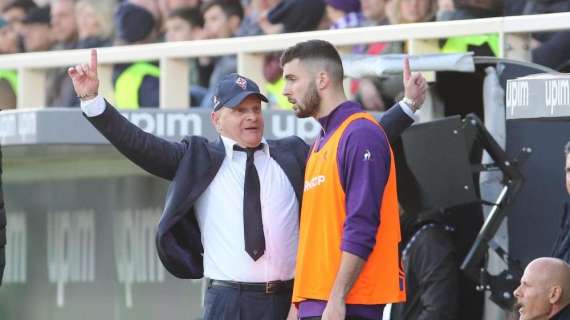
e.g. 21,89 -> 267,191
377,103 -> 415,143
85,100 -> 188,180
412,228 -> 460,320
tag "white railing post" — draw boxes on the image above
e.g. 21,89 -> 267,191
160,57 -> 190,109
238,52 -> 265,95
18,68 -> 46,109
98,64 -> 115,105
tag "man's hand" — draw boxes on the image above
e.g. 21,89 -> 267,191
402,55 -> 428,112
322,297 -> 346,320
68,48 -> 100,101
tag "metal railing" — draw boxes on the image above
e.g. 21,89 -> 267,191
0,12 -> 568,110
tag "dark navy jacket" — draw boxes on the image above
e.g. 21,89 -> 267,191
86,101 -> 413,278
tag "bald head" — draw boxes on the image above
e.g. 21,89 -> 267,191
528,258 -> 570,301
515,258 -> 570,320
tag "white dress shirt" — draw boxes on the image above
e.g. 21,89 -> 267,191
194,136 -> 298,282
81,97 -> 299,282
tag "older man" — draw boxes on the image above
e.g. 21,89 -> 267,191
68,49 -> 420,320
514,257 -> 570,320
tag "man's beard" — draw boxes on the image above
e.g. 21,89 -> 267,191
294,82 -> 321,118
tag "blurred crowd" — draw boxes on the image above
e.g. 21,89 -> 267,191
0,0 -> 568,109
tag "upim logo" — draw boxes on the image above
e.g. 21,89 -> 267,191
47,210 -> 96,307
506,80 -> 529,115
304,175 -> 326,192
114,208 -> 165,308
4,212 -> 27,283
545,80 -> 570,115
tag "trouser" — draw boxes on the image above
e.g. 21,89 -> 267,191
203,280 -> 292,320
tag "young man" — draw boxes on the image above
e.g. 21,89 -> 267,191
68,47 -> 420,320
199,0 -> 243,107
514,257 -> 570,320
281,39 -> 427,320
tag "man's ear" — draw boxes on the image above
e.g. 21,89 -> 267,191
317,71 -> 329,91
549,286 -> 563,304
211,111 -> 221,132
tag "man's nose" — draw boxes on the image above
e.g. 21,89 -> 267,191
514,285 -> 521,298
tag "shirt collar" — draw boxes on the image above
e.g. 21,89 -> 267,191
220,135 -> 270,159
317,100 -> 363,136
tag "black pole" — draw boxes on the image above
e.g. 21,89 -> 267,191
0,142 -> 5,285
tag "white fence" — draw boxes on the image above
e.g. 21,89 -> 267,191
0,12 -> 568,110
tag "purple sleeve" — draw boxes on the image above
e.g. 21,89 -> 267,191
338,119 -> 390,260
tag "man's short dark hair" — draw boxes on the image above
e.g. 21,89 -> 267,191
565,141 -> 570,156
280,39 -> 344,85
2,0 -> 37,14
201,0 -> 244,21
169,7 -> 204,28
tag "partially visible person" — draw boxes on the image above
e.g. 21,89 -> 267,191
357,77 -> 387,112
113,1 -> 161,109
165,6 -> 209,105
51,0 -> 77,49
325,0 -> 364,30
361,0 -> 390,26
46,0 -> 81,107
165,6 -> 204,42
551,142 -> 570,264
388,0 -> 437,24
281,39 -> 427,320
0,21 -> 22,108
199,0 -> 244,107
158,0 -> 200,23
20,5 -> 53,52
264,0 -> 325,34
391,209 -> 459,320
1,0 -> 36,27
437,0 -> 500,57
514,257 -> 570,320
75,0 -> 113,49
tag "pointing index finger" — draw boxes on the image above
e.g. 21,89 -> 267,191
403,55 -> 411,82
90,49 -> 98,75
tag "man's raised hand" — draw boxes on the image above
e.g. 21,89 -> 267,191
68,49 -> 100,101
402,55 -> 428,111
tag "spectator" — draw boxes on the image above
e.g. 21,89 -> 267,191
0,25 -> 21,108
20,6 -> 53,52
236,0 -> 279,36
388,0 -> 437,24
1,0 -> 36,26
51,0 -> 78,49
165,6 -> 210,105
0,24 -> 22,54
159,0 -> 201,23
503,0 -> 570,71
47,0 -> 81,107
199,0 -> 244,107
437,0 -> 500,57
325,0 -> 365,30
361,0 -> 390,26
75,1 -> 113,49
514,257 -> 570,320
265,0 -> 325,34
165,6 -> 204,42
113,1 -> 161,109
